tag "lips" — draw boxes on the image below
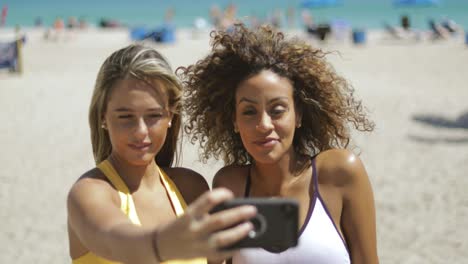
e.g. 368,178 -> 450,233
253,138 -> 279,147
128,142 -> 151,151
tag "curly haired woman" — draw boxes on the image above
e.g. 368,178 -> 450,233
179,24 -> 379,263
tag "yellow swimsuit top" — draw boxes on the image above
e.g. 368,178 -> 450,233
72,160 -> 207,264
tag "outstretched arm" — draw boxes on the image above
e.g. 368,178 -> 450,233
67,177 -> 157,263
68,177 -> 256,263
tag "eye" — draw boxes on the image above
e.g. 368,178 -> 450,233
270,105 -> 287,115
242,107 -> 257,116
118,114 -> 133,119
148,113 -> 164,118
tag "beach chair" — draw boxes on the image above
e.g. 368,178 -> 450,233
331,19 -> 351,42
130,26 -> 148,41
130,24 -> 176,44
0,38 -> 22,73
149,23 -> 176,43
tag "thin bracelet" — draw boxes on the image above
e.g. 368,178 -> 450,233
152,231 -> 164,263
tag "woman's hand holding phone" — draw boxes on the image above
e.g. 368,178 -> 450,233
154,188 -> 257,263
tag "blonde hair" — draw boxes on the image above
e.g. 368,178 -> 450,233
89,44 -> 182,166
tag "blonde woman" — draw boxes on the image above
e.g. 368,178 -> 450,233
67,44 -> 256,264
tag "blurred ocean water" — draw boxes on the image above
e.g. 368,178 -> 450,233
2,0 -> 467,30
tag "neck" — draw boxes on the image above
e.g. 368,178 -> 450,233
107,153 -> 160,192
251,151 -> 310,196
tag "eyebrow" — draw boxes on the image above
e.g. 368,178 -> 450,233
238,97 -> 257,105
113,107 -> 132,112
113,107 -> 165,112
237,96 -> 289,105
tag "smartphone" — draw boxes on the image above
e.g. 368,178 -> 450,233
210,198 -> 299,253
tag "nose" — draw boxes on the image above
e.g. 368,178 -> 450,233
134,118 -> 148,139
256,112 -> 274,132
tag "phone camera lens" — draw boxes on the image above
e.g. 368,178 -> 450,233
248,215 -> 266,238
250,217 -> 262,232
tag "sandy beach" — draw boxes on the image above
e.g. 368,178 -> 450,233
1,27 -> 467,263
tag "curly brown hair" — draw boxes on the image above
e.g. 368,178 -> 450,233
178,23 -> 374,165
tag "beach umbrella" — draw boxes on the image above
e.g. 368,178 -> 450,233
1,5 -> 7,26
300,0 -> 342,8
392,0 -> 440,7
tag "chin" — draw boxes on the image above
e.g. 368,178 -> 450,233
250,151 -> 282,164
126,154 -> 155,166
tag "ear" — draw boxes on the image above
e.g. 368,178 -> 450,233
295,109 -> 303,128
232,111 -> 239,133
168,112 -> 174,128
101,116 -> 107,130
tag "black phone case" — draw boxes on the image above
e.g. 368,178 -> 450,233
210,198 -> 299,253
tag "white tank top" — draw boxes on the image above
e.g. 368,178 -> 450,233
232,158 -> 350,264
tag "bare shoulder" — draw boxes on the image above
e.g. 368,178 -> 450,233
319,150 -> 378,262
316,149 -> 369,188
68,168 -> 117,205
163,167 -> 209,205
164,167 -> 209,189
67,168 -> 121,230
212,165 -> 249,197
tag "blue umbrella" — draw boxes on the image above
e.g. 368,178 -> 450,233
393,0 -> 440,7
300,0 -> 342,8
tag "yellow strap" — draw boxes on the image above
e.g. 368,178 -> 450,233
90,160 -> 206,264
72,251 -> 118,264
97,160 -> 130,193
97,160 -> 141,226
158,167 -> 187,216
157,169 -> 208,264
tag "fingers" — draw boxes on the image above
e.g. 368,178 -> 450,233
187,188 -> 257,235
209,221 -> 253,250
205,222 -> 254,262
179,188 -> 257,261
199,205 -> 257,235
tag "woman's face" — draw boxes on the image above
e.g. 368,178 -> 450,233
234,70 -> 300,164
104,78 -> 172,166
